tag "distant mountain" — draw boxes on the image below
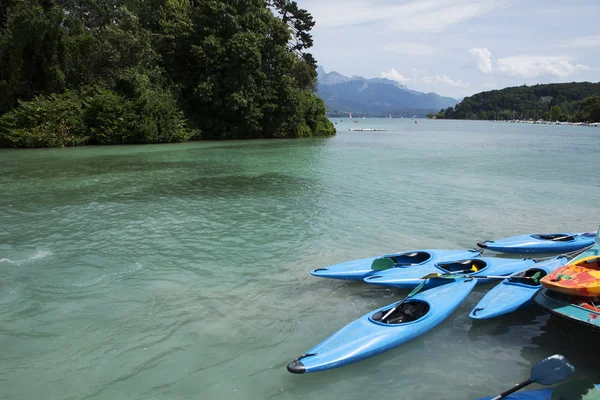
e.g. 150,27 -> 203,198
317,66 -> 408,89
316,67 -> 458,116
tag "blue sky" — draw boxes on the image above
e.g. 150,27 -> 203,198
301,0 -> 600,98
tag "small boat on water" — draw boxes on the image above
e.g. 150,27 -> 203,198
477,231 -> 596,253
533,233 -> 600,329
469,257 -> 567,320
348,128 -> 387,132
309,249 -> 481,281
287,278 -> 476,374
541,255 -> 600,296
364,257 -> 540,288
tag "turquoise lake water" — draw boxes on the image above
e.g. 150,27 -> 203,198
1,119 -> 599,399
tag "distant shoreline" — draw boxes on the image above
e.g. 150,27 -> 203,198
440,119 -> 600,127
330,116 -> 600,127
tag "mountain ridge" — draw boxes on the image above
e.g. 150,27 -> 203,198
316,67 -> 458,116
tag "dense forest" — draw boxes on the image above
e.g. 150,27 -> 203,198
0,0 -> 335,148
428,82 -> 600,122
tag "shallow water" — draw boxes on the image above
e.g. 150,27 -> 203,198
1,119 -> 599,399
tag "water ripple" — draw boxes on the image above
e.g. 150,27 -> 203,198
0,122 -> 599,399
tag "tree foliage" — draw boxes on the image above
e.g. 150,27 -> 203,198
0,0 -> 334,147
581,95 -> 600,122
442,82 -> 600,122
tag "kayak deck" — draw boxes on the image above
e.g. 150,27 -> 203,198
364,257 -> 538,288
541,256 -> 600,296
468,257 -> 567,319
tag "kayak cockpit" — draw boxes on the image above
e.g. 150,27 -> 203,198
372,252 -> 432,271
532,234 -> 574,242
391,252 -> 431,265
437,259 -> 487,274
370,301 -> 430,325
509,268 -> 547,286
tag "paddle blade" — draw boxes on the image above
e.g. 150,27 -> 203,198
421,272 -> 442,280
531,354 -> 575,386
372,257 -> 396,271
531,272 -> 542,284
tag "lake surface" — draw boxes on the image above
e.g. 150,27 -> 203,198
1,119 -> 599,400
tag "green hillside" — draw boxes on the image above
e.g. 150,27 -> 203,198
0,0 -> 335,148
440,82 -> 600,122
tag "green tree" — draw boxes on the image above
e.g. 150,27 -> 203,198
550,105 -> 562,121
0,0 -> 334,147
445,82 -> 600,121
581,96 -> 600,122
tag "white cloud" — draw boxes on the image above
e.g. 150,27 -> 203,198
381,69 -> 411,83
496,55 -> 590,78
421,74 -> 470,88
305,0 -> 505,32
556,35 -> 600,48
380,43 -> 439,57
468,48 -> 493,73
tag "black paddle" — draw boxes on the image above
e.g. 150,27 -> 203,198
490,354 -> 575,400
379,267 -> 476,322
549,235 -> 575,241
380,279 -> 427,322
422,271 -> 542,283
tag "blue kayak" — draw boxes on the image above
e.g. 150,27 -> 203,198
287,278 -> 476,374
309,249 -> 481,281
477,232 -> 596,254
364,257 -> 539,288
469,257 -> 567,320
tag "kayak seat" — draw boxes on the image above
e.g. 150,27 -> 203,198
510,268 -> 547,286
373,252 -> 432,271
533,234 -> 574,242
391,252 -> 431,265
371,301 -> 430,324
438,259 -> 487,273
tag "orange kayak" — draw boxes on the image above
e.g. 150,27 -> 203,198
541,256 -> 600,296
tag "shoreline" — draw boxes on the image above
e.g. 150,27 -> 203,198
332,116 -> 600,127
485,119 -> 600,127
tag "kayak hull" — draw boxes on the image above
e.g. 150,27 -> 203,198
287,279 -> 477,373
469,257 -> 567,319
309,249 -> 480,281
541,256 -> 600,297
477,232 -> 596,254
364,257 -> 539,289
533,288 -> 600,329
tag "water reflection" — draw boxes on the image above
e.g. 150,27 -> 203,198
525,316 -> 600,382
